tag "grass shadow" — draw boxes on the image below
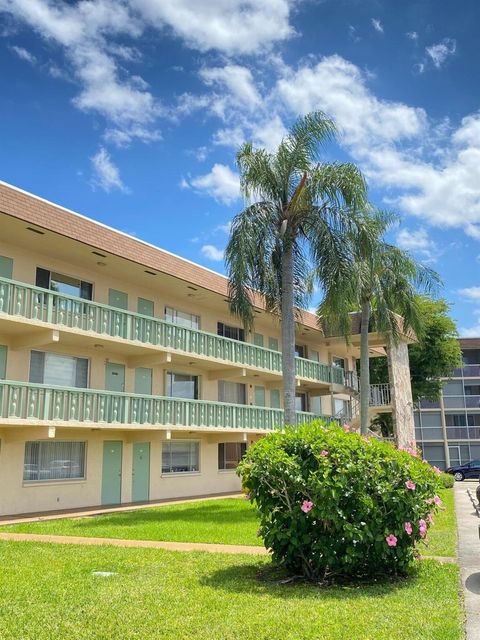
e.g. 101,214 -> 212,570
199,559 -> 422,601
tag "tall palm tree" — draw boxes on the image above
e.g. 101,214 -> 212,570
225,112 -> 368,425
319,209 -> 440,435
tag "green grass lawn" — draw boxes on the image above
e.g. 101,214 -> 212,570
421,488 -> 457,558
5,489 -> 457,558
0,541 -> 462,640
5,497 -> 262,546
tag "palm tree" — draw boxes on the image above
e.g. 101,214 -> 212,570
318,209 -> 440,435
225,112 -> 368,425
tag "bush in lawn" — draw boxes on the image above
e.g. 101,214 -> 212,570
238,421 -> 442,581
440,472 -> 454,489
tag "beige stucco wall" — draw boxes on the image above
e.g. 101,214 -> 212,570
0,426 -> 257,516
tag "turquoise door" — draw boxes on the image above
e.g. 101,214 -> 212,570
132,442 -> 150,502
105,362 -> 125,392
0,256 -> 13,313
135,367 -> 152,395
101,441 -> 123,505
108,289 -> 128,309
137,297 -> 154,316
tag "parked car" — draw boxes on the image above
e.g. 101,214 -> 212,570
446,459 -> 480,481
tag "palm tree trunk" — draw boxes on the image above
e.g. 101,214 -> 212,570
360,300 -> 371,435
281,244 -> 296,425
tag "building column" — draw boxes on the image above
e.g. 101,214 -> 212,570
386,335 -> 415,448
439,390 -> 450,467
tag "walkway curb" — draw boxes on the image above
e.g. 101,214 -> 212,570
0,532 -> 269,555
454,482 -> 480,640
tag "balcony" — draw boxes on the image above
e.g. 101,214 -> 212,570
0,380 -> 330,432
369,383 -> 391,407
0,277 -> 344,387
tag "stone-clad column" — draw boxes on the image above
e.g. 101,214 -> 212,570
387,335 -> 415,448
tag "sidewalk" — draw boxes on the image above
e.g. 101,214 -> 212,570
454,482 -> 480,640
0,531 -> 268,555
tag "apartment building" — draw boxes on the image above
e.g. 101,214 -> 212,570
416,338 -> 480,470
0,181 -> 413,516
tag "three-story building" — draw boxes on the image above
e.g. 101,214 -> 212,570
0,181 -> 413,515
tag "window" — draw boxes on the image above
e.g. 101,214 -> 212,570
332,356 -> 345,369
465,384 -> 480,396
468,414 -> 480,426
165,307 -> 200,330
36,268 -> 92,300
166,372 -> 199,399
218,380 -> 246,404
295,393 -> 307,412
218,443 -> 247,470
295,344 -> 306,358
333,398 -> 350,418
24,441 -> 86,481
217,322 -> 245,341
445,414 -> 466,427
29,351 -> 88,388
162,440 -> 199,473
463,349 -> 480,365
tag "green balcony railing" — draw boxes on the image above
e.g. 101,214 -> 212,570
0,380 -> 332,431
0,276 -> 345,386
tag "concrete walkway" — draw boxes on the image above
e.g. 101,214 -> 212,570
0,531 -> 268,555
454,482 -> 480,640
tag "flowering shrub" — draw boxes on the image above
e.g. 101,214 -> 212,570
238,421 -> 442,581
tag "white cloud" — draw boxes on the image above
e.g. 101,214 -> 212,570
215,222 -> 232,234
272,56 -> 480,238
395,227 -> 439,262
188,164 -> 240,204
459,322 -> 480,338
201,244 -> 224,261
1,0 -> 159,146
457,287 -> 480,302
200,65 -> 261,112
371,18 -> 383,33
277,55 -> 427,148
10,45 -> 36,63
90,147 -> 128,193
134,0 -> 295,55
406,31 -> 418,41
426,38 -> 456,69
1,1 -> 297,145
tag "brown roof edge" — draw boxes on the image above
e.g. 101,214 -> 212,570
459,337 -> 480,349
0,181 -> 325,330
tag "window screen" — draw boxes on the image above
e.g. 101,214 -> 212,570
162,441 -> 199,473
24,441 -> 86,481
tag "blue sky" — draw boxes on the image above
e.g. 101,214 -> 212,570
1,0 -> 480,334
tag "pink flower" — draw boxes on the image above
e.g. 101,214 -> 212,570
419,518 -> 427,538
244,493 -> 251,500
405,480 -> 416,490
404,522 -> 413,535
386,534 -> 398,547
427,513 -> 434,525
301,500 -> 313,513
343,424 -> 351,432
433,466 -> 442,475
433,495 -> 443,506
320,450 -> 329,457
